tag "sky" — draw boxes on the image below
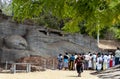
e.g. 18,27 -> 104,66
1,0 -> 11,4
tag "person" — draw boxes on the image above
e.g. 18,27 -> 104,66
57,54 -> 63,70
92,53 -> 97,70
75,54 -> 83,77
103,53 -> 108,70
109,54 -> 113,67
115,47 -> 120,65
74,53 -> 78,70
88,54 -> 92,70
84,53 -> 90,70
107,54 -> 111,68
96,53 -> 103,71
74,53 -> 78,59
69,54 -> 75,70
112,54 -> 115,67
63,53 -> 69,70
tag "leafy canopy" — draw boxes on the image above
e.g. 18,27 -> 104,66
12,0 -> 120,36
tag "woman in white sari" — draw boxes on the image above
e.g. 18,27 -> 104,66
103,54 -> 108,70
88,54 -> 92,69
96,53 -> 103,71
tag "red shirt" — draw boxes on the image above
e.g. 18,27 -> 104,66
75,57 -> 83,66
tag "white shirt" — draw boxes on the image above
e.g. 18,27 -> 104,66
103,55 -> 108,63
74,55 -> 78,59
92,54 -> 97,62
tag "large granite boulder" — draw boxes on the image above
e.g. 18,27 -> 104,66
26,28 -> 98,57
5,35 -> 28,50
64,34 -> 99,52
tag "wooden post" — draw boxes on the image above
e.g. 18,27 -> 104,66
52,59 -> 55,70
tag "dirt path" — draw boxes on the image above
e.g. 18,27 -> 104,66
0,70 -> 100,79
0,70 -> 99,79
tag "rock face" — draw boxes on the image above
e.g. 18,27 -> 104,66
0,15 -> 99,63
0,48 -> 30,63
26,29 -> 98,57
5,35 -> 28,50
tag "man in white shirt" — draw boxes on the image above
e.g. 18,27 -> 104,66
74,53 -> 78,70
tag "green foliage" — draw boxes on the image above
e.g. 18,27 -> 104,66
12,0 -> 120,39
110,26 -> 120,40
12,0 -> 44,21
42,14 -> 60,29
62,18 -> 80,33
116,29 -> 120,39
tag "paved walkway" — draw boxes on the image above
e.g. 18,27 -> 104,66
0,70 -> 100,79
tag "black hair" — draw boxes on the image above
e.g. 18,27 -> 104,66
59,54 -> 62,56
65,52 -> 68,55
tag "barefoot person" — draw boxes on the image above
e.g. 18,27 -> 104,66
75,54 -> 83,77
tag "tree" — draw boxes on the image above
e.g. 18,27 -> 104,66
12,0 -> 120,38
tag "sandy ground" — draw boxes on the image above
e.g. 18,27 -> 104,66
0,70 -> 100,79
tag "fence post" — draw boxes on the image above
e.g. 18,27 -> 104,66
5,61 -> 8,70
26,64 -> 29,73
44,59 -> 46,70
13,63 -> 16,74
26,63 -> 31,73
29,64 -> 31,72
52,59 -> 55,70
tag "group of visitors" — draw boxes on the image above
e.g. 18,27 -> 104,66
57,47 -> 120,77
57,53 -> 83,77
57,53 -> 76,70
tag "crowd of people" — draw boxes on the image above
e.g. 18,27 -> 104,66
57,47 -> 120,77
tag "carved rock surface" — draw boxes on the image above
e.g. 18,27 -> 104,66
5,35 -> 28,50
26,29 -> 98,57
0,22 -> 27,38
0,15 -> 99,63
0,48 -> 30,63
